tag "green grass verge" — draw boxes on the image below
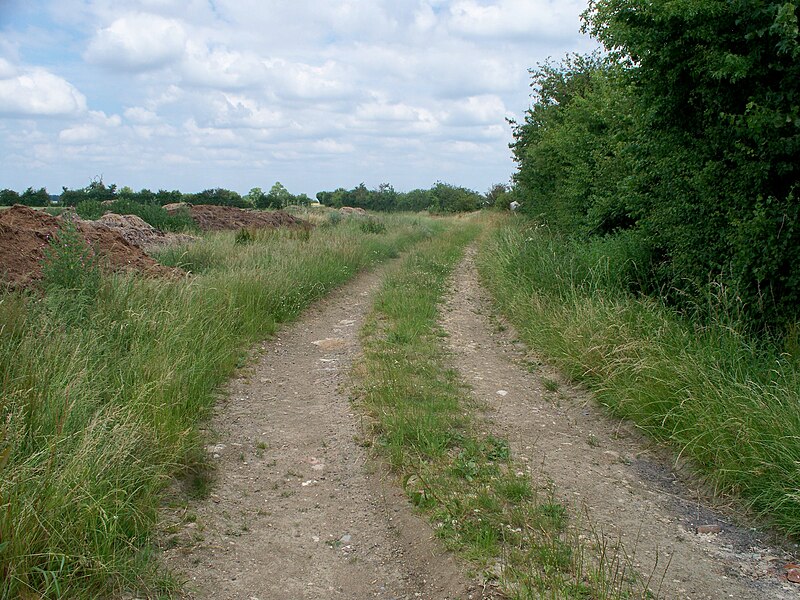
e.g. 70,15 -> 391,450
355,217 -> 646,598
478,217 -> 800,538
0,213 -> 439,598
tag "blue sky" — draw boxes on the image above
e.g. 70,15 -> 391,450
0,1 -> 596,197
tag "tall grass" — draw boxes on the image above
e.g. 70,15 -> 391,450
0,213 -> 440,598
478,217 -> 800,537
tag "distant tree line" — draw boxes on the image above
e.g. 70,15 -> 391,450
2,179 -> 508,214
0,187 -> 51,207
316,181 -> 501,213
511,0 -> 800,334
0,179 -> 314,209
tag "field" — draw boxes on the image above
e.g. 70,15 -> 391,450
1,208 -> 798,598
0,208 -> 440,597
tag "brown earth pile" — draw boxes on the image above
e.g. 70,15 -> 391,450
0,205 -> 179,288
339,206 -> 367,216
165,203 -> 310,232
162,202 -> 191,212
96,213 -> 164,246
95,213 -> 197,249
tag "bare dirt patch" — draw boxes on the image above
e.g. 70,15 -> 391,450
168,204 -> 311,232
163,266 -> 478,599
0,205 -> 179,287
439,246 -> 800,599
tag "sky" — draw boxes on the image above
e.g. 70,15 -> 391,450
0,1 -> 597,197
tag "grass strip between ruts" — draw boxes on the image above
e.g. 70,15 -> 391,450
0,212 -> 440,599
354,218 -> 648,599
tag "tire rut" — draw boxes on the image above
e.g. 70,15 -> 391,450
439,245 -> 799,600
163,265 -> 476,600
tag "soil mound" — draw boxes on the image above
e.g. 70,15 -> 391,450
168,204 -> 310,232
0,205 -> 179,288
339,206 -> 367,216
96,213 -> 163,247
94,213 -> 197,249
162,202 -> 191,212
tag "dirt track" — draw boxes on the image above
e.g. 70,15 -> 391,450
165,246 -> 800,599
439,246 -> 800,600
163,265 -> 476,599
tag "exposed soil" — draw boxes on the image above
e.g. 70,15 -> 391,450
339,207 -> 367,216
171,204 -> 311,232
0,205 -> 179,287
439,246 -> 800,600
163,265 -> 479,599
94,213 -> 196,249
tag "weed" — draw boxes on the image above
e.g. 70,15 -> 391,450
41,219 -> 101,297
541,377 -> 559,392
360,217 -> 387,234
76,198 -> 197,232
235,227 -> 255,244
325,211 -> 342,227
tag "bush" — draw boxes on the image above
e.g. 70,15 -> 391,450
75,199 -> 196,232
511,41 -> 800,334
41,220 -> 101,298
76,200 -> 105,220
234,228 -> 254,245
325,211 -> 342,227
190,188 -> 247,208
359,217 -> 387,234
0,188 -> 20,206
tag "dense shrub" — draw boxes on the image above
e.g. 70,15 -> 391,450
109,199 -> 196,232
20,187 -> 50,207
41,219 -> 101,299
511,1 -> 800,334
75,199 -> 105,220
189,188 -> 247,208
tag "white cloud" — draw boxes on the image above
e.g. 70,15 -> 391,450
444,94 -> 508,126
85,12 -> 187,72
0,66 -> 87,117
180,42 -> 265,89
311,139 -> 355,154
448,0 -> 586,40
124,106 -> 159,124
413,3 -> 438,32
264,59 -> 355,101
58,124 -> 105,143
0,58 -> 17,79
58,110 -> 120,143
204,94 -> 284,130
355,100 -> 439,131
